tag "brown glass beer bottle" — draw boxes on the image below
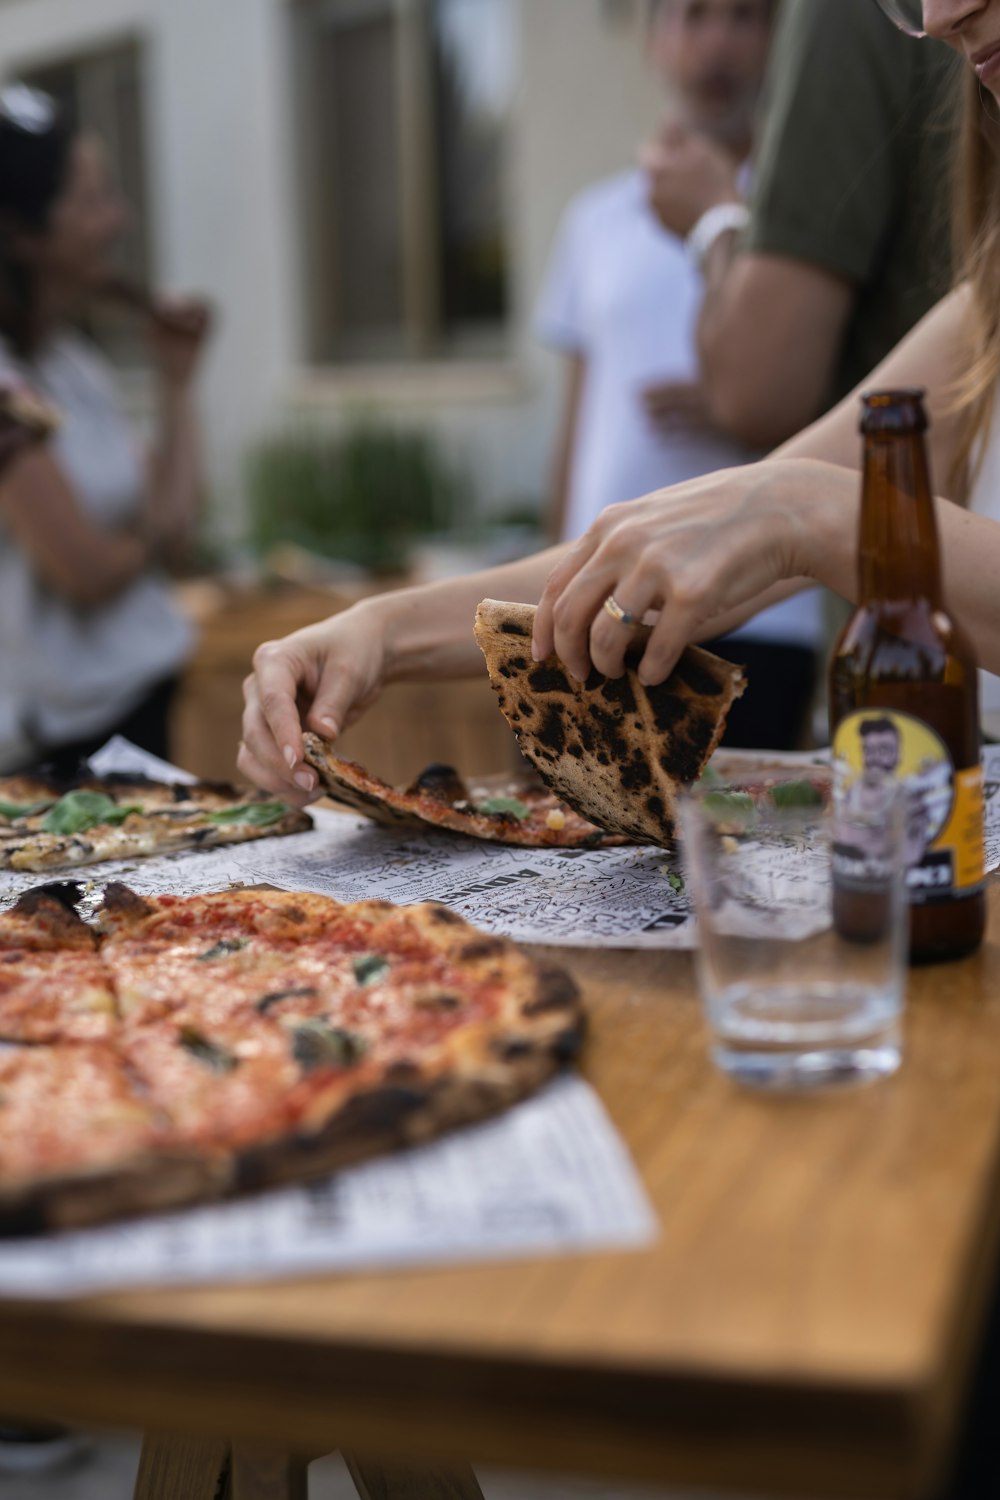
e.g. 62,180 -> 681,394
829,389 -> 985,964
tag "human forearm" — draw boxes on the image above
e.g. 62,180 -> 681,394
147,382 -> 201,566
0,448 -> 153,608
937,501 -> 1000,677
697,257 -> 853,449
366,546 -> 571,683
546,354 -> 584,543
684,457 -> 1000,669
533,450 -> 1000,689
332,463 -> 1000,692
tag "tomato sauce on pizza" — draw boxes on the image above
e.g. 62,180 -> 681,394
0,883 -> 582,1234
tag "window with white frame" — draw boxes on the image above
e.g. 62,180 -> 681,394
294,0 -> 516,363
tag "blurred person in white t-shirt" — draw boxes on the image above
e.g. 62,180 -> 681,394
536,0 -> 821,750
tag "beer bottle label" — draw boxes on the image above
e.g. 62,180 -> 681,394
832,710 -> 984,903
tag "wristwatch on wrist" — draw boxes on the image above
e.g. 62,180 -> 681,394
685,202 -> 750,274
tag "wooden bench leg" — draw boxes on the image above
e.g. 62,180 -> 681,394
132,1432 -> 231,1500
133,1432 -> 484,1500
343,1452 -> 486,1500
229,1443 -> 309,1500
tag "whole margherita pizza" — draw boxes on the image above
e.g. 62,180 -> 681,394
301,736 -> 628,848
0,882 -> 581,1234
0,767 -> 312,873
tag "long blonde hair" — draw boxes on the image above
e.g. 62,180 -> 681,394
949,72 -> 1000,494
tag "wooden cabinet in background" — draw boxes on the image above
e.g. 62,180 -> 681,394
170,580 -> 519,786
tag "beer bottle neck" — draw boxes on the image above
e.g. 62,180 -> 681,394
858,432 -> 943,606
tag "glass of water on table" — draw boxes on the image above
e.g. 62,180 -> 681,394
679,767 -> 906,1090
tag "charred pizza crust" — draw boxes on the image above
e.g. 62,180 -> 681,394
474,599 -> 745,846
0,767 -> 312,873
0,883 -> 582,1235
301,735 -> 627,848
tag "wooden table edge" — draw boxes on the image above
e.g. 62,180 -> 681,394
0,1303 -> 961,1498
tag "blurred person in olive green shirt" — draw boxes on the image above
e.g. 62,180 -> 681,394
644,0 -> 963,454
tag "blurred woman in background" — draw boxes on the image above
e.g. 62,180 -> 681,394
0,83 -> 209,775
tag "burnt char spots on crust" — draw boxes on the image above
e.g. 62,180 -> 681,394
0,883 -> 583,1234
301,734 -> 626,848
474,599 -> 745,847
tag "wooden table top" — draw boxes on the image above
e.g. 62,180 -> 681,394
3,890 -> 1000,1500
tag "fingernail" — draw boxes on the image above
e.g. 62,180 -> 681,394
530,639 -> 541,661
316,717 -> 337,735
294,771 -> 316,792
283,745 -> 297,770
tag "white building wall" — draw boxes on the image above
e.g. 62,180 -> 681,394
151,0 -> 300,536
0,0 -> 660,542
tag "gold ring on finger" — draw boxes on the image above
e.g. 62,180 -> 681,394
603,593 -> 638,628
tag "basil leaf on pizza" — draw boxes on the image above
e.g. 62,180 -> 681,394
473,599 -> 746,847
291,1020 -> 367,1071
197,937 -> 249,961
0,798 -> 53,820
353,954 -> 390,986
42,791 -> 141,834
767,779 -> 824,809
255,986 -> 319,1014
702,790 -> 756,822
206,801 -> 291,828
476,797 -> 531,820
179,1026 -> 239,1073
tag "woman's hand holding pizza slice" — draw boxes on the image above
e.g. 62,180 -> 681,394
532,457 -> 844,690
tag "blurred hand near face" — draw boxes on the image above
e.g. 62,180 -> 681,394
147,296 -> 213,390
640,120 -> 742,239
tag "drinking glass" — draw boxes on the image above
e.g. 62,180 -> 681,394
679,768 -> 906,1090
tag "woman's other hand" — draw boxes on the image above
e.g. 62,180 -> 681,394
147,296 -> 213,389
238,601 -> 391,803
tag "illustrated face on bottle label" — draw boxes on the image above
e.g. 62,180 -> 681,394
832,710 -> 983,903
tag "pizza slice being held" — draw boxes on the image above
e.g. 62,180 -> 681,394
474,599 -> 745,847
301,735 -> 628,848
